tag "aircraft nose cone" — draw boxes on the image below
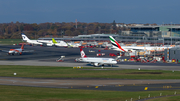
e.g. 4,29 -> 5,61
9,51 -> 13,53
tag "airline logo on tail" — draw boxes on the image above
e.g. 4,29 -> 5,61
21,33 -> 30,41
80,48 -> 87,58
109,36 -> 126,52
52,38 -> 58,44
21,44 -> 24,50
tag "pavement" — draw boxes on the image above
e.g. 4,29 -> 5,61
0,45 -> 180,91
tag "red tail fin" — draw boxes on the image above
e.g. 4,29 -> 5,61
21,44 -> 24,50
80,48 -> 87,58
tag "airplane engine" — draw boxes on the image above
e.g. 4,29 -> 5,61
46,43 -> 53,46
93,63 -> 99,67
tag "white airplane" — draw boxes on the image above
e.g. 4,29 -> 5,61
89,50 -> 95,52
67,42 -> 81,48
52,38 -> 68,47
21,33 -> 53,46
2,44 -> 33,55
76,48 -> 117,67
109,36 -> 172,52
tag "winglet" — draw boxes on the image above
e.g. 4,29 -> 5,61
52,38 -> 58,44
109,36 -> 126,52
80,48 -> 87,58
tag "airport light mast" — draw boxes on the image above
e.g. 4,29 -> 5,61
171,22 -> 172,45
163,22 -> 164,46
75,19 -> 77,29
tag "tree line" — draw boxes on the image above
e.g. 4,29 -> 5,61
0,21 -> 132,39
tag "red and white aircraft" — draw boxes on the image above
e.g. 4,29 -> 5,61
8,44 -> 24,55
75,48 -> 117,67
2,44 -> 33,55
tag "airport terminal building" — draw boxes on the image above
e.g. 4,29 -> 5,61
39,25 -> 180,45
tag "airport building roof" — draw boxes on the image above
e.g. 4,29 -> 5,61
127,26 -> 160,28
167,26 -> 180,29
74,34 -> 118,38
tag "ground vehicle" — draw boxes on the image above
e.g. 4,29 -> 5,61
109,53 -> 116,56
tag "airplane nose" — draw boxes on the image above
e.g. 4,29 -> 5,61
112,61 -> 117,64
9,51 -> 13,53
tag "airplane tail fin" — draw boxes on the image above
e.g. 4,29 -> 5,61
21,44 -> 24,50
109,36 -> 126,52
52,38 -> 58,44
21,33 -> 30,41
80,48 -> 87,58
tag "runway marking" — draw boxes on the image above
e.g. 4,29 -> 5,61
144,87 -> 148,90
149,86 -> 174,89
163,86 -> 172,89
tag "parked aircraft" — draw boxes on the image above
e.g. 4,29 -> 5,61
2,44 -> 33,55
67,42 -> 81,48
76,48 -> 117,67
52,38 -> 68,47
109,36 -> 172,52
21,33 -> 53,46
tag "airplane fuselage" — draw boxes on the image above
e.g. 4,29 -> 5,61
54,41 -> 68,47
9,49 -> 23,55
111,45 -> 172,52
26,40 -> 42,45
79,57 -> 117,66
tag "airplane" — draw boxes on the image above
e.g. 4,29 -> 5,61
67,42 -> 81,48
109,36 -> 172,52
89,50 -> 95,52
52,38 -> 68,47
21,33 -> 53,46
2,44 -> 33,55
75,48 -> 117,67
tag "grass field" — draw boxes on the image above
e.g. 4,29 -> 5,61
0,85 -> 179,101
0,39 -> 23,45
0,65 -> 180,101
0,65 -> 180,79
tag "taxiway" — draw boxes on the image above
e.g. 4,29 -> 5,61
0,45 -> 180,92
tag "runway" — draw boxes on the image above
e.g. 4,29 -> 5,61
1,45 -> 180,91
1,77 -> 180,91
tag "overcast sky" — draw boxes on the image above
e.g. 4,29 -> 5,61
0,0 -> 179,24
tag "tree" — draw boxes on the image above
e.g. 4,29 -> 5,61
65,30 -> 72,36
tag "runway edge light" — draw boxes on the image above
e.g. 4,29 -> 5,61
14,73 -> 17,75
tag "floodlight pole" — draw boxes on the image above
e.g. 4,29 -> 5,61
171,22 -> 172,45
163,22 -> 164,46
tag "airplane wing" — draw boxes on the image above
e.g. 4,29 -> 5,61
22,50 -> 34,52
1,50 -> 9,52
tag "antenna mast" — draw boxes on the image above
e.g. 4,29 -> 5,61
75,19 -> 77,29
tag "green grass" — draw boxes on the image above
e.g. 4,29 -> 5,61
147,95 -> 180,101
0,65 -> 180,101
0,39 -> 23,45
0,85 -> 179,101
0,65 -> 180,79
